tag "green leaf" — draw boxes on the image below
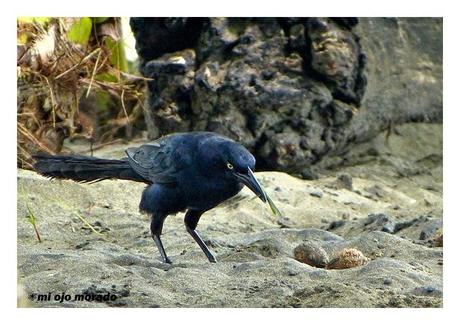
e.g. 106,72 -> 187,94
94,72 -> 118,83
26,204 -> 37,226
18,17 -> 51,25
266,192 -> 283,218
105,37 -> 128,72
258,184 -> 283,218
34,17 -> 51,25
68,17 -> 93,45
92,17 -> 109,24
26,204 -> 42,243
17,33 -> 29,44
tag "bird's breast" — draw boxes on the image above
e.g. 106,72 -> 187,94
181,177 -> 243,211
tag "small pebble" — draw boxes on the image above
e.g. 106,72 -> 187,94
300,170 -> 318,180
326,248 -> 368,269
337,174 -> 353,190
310,191 -> 323,198
412,286 -> 441,297
327,220 -> 345,231
287,270 -> 298,276
75,241 -> 90,249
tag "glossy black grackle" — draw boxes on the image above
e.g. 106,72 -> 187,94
33,132 -> 274,263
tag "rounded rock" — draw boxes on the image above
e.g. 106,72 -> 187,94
293,242 -> 329,268
327,248 -> 368,269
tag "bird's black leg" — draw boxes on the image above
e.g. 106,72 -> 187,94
184,210 -> 217,263
150,214 -> 172,264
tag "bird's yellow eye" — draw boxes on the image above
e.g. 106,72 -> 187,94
227,162 -> 234,170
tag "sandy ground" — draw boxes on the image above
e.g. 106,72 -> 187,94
17,123 -> 442,307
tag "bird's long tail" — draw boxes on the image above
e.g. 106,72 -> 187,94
33,153 -> 149,183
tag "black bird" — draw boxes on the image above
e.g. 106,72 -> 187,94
33,132 -> 271,263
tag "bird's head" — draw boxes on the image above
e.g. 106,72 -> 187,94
199,136 -> 267,203
213,139 -> 267,203
222,143 -> 268,203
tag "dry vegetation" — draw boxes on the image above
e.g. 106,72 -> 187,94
17,17 -> 147,168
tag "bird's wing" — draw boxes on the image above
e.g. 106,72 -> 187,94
125,136 -> 187,184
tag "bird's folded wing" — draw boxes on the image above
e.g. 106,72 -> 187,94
125,139 -> 184,184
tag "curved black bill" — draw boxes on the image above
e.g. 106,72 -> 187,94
235,167 -> 267,203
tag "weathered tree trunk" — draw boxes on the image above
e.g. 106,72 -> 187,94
130,18 -> 442,174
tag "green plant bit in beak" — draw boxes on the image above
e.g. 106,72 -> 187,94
260,185 -> 283,218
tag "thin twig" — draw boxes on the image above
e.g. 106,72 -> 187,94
44,76 -> 56,128
75,213 -> 104,236
17,149 -> 34,168
17,124 -> 53,153
80,138 -> 124,153
55,48 -> 101,79
86,48 -> 102,98
17,112 -> 41,125
120,88 -> 130,123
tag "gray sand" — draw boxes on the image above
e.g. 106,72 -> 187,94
17,123 -> 442,307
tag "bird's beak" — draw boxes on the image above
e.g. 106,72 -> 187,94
235,167 -> 267,203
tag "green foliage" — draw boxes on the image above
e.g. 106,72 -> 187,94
17,17 -> 52,44
266,193 -> 283,218
67,17 -> 93,45
258,184 -> 283,218
92,17 -> 109,24
94,72 -> 118,83
26,204 -> 42,243
94,89 -> 112,112
25,204 -> 37,225
18,17 -> 51,25
105,37 -> 128,72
